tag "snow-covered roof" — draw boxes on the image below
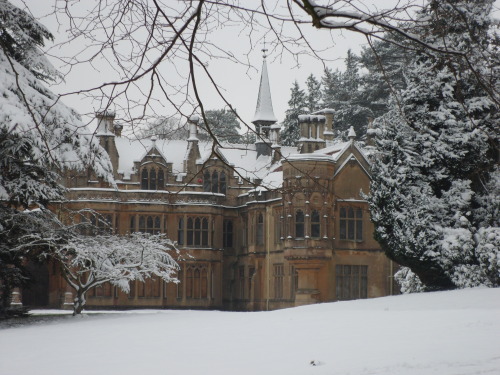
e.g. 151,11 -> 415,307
114,138 -> 213,178
217,144 -> 297,182
252,59 -> 278,123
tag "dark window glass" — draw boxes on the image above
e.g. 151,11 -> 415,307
154,216 -> 161,234
256,213 -> 264,245
212,171 -> 219,193
139,216 -> 146,233
178,218 -> 184,245
187,218 -> 194,246
220,172 -> 226,195
203,171 -> 211,192
141,169 -> 148,190
147,216 -> 154,234
201,218 -> 209,246
311,210 -> 320,238
158,169 -> 165,189
150,169 -> 156,190
295,210 -> 305,238
223,219 -> 233,248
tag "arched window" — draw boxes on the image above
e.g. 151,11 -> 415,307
178,218 -> 184,245
311,210 -> 320,238
212,171 -> 219,193
220,172 -> 226,195
256,213 -> 264,245
150,169 -> 157,190
141,169 -> 148,190
295,210 -> 305,238
158,169 -> 165,189
203,171 -> 211,192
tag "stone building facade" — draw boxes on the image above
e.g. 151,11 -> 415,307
26,57 -> 397,311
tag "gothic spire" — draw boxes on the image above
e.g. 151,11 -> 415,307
252,51 -> 277,125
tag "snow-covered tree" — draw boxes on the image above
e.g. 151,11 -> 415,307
321,68 -> 341,109
369,0 -> 500,291
0,0 -> 113,315
358,33 -> 414,118
50,232 -> 179,315
321,51 -> 373,139
305,74 -> 322,113
281,81 -> 307,146
202,109 -> 242,143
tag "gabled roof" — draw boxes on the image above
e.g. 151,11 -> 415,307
114,138 -> 213,179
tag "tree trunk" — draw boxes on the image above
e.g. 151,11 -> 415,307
72,289 -> 86,316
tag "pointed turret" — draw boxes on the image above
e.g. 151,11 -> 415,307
252,50 -> 277,157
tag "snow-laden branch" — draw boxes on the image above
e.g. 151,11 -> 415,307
51,232 -> 179,315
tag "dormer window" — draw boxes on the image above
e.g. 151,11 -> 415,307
141,167 -> 166,190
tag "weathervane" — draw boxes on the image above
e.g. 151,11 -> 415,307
262,36 -> 268,59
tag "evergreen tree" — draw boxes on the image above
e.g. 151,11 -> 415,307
202,109 -> 242,143
281,81 -> 307,146
369,0 -> 500,291
321,67 -> 341,109
0,0 -> 113,315
305,74 -> 321,113
321,51 -> 373,139
358,33 -> 414,117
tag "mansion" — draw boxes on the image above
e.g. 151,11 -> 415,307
22,58 -> 398,311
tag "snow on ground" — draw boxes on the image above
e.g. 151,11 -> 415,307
1,287 -> 499,375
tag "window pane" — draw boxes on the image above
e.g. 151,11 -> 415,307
356,217 -> 363,241
178,218 -> 184,245
141,169 -> 148,190
203,171 -> 211,192
348,219 -> 355,240
158,169 -> 165,189
147,216 -> 154,234
340,207 -> 347,218
340,218 -> 346,239
150,169 -> 156,190
154,216 -> 161,234
130,216 -> 135,233
220,172 -> 226,195
295,210 -> 304,238
212,171 -> 219,193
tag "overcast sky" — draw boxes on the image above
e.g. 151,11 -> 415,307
12,0 -> 499,133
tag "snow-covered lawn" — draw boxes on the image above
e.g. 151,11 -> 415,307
1,288 -> 499,375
